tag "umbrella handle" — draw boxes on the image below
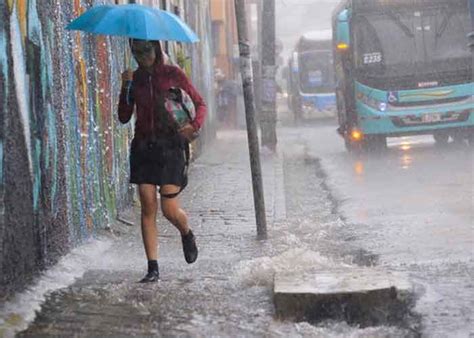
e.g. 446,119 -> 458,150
124,45 -> 131,70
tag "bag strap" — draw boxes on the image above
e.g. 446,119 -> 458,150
184,139 -> 190,166
160,140 -> 190,200
170,88 -> 195,125
181,102 -> 194,122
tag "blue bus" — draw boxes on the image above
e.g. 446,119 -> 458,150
287,30 -> 336,121
332,0 -> 474,151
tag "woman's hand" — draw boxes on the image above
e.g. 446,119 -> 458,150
121,69 -> 133,87
178,123 -> 196,141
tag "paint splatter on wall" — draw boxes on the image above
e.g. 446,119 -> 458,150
0,0 -> 216,299
0,0 -> 134,298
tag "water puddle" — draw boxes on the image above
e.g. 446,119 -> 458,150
0,238 -> 112,337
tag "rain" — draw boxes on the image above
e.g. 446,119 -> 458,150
0,0 -> 473,337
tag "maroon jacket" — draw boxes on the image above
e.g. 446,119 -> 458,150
118,60 -> 207,139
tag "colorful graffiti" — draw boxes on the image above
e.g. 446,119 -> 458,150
0,0 -> 134,298
0,0 -> 215,299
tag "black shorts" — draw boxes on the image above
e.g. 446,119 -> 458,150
130,135 -> 187,188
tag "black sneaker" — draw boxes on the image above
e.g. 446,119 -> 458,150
182,229 -> 198,264
139,269 -> 159,283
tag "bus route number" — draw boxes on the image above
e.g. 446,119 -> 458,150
363,52 -> 382,65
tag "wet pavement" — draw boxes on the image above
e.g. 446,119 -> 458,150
7,128 -> 421,337
281,119 -> 473,337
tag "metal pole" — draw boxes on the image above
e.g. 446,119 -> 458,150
469,0 -> 474,51
234,0 -> 267,239
125,0 -> 136,69
254,0 -> 263,119
260,0 -> 277,150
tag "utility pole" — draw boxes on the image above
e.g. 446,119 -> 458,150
254,0 -> 263,119
260,0 -> 277,150
469,0 -> 474,52
234,0 -> 267,239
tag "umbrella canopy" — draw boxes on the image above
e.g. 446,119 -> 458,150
66,4 -> 199,43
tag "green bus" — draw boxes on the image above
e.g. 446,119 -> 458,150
332,0 -> 473,151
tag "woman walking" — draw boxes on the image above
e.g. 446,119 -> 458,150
118,39 -> 207,283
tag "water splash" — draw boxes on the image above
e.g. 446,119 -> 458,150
0,238 -> 112,337
235,248 -> 349,287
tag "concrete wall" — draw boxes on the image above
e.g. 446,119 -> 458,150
0,0 -> 215,299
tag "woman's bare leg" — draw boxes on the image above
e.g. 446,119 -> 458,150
138,184 -> 158,260
160,184 -> 189,235
160,184 -> 197,264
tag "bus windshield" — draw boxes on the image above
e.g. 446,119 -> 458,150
353,5 -> 471,89
298,50 -> 335,94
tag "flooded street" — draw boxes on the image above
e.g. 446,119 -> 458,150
1,0 -> 472,336
281,119 -> 473,337
6,128 -> 421,337
0,120 -> 470,336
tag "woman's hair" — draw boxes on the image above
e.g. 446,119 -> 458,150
129,39 -> 163,65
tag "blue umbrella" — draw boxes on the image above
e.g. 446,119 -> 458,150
66,4 -> 199,43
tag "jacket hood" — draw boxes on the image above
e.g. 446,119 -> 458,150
129,39 -> 164,68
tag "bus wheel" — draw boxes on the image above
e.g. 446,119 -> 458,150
433,132 -> 449,146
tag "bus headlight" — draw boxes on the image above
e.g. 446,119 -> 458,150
378,102 -> 387,112
366,98 -> 387,112
357,92 -> 387,112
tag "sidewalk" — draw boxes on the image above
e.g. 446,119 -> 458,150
19,130 -> 287,337
16,128 -> 418,337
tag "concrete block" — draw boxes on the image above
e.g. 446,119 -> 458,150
274,268 -> 415,327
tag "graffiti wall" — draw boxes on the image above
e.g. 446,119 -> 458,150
0,0 -> 216,300
0,0 -> 134,299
